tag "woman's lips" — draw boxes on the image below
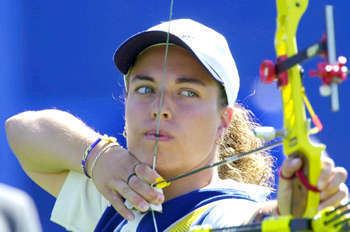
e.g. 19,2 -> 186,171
144,130 -> 174,141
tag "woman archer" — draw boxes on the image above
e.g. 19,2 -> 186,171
5,18 -> 348,231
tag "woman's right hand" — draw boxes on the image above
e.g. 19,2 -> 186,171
90,146 -> 165,220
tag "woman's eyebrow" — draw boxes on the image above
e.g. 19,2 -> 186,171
130,75 -> 206,86
130,75 -> 154,83
175,77 -> 206,86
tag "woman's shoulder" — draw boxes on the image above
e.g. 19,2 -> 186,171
188,180 -> 270,229
164,184 -> 262,231
203,178 -> 271,203
190,197 -> 259,229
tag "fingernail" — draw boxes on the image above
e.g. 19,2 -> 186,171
291,158 -> 300,166
319,191 -> 325,200
157,193 -> 164,203
140,202 -> 149,212
126,213 -> 134,221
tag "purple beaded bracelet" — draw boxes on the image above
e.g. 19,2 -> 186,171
81,137 -> 102,178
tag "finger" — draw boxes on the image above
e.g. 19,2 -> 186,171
110,179 -> 150,213
105,190 -> 135,221
319,183 -> 349,210
320,167 -> 348,200
317,156 -> 335,190
280,157 -> 302,179
134,164 -> 161,184
128,174 -> 164,204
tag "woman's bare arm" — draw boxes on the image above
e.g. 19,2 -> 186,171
5,109 -> 100,196
5,109 -> 164,219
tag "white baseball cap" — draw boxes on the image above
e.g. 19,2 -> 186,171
114,18 -> 240,106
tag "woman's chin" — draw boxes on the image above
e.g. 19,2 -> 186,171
155,164 -> 188,178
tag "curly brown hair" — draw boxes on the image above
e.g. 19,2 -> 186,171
217,85 -> 274,188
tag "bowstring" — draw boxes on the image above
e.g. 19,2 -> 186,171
151,0 -> 175,231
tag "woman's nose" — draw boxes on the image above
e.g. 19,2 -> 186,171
152,110 -> 171,120
151,94 -> 173,120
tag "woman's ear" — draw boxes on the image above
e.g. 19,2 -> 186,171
216,106 -> 233,139
221,106 -> 233,129
217,106 -> 233,141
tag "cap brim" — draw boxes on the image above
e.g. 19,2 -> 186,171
114,31 -> 196,74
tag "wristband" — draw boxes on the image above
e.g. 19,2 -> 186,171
82,135 -> 117,178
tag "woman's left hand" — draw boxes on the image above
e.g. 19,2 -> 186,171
278,155 -> 349,215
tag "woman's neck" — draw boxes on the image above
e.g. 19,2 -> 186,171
162,167 -> 219,201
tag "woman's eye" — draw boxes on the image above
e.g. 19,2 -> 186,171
180,90 -> 198,97
135,86 -> 153,95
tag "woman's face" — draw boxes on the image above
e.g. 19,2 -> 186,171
125,45 -> 231,177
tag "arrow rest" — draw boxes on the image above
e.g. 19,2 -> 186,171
253,127 -> 285,142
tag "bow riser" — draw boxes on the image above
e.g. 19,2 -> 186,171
276,0 -> 325,217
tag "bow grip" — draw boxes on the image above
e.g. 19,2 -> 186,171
286,144 -> 324,217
